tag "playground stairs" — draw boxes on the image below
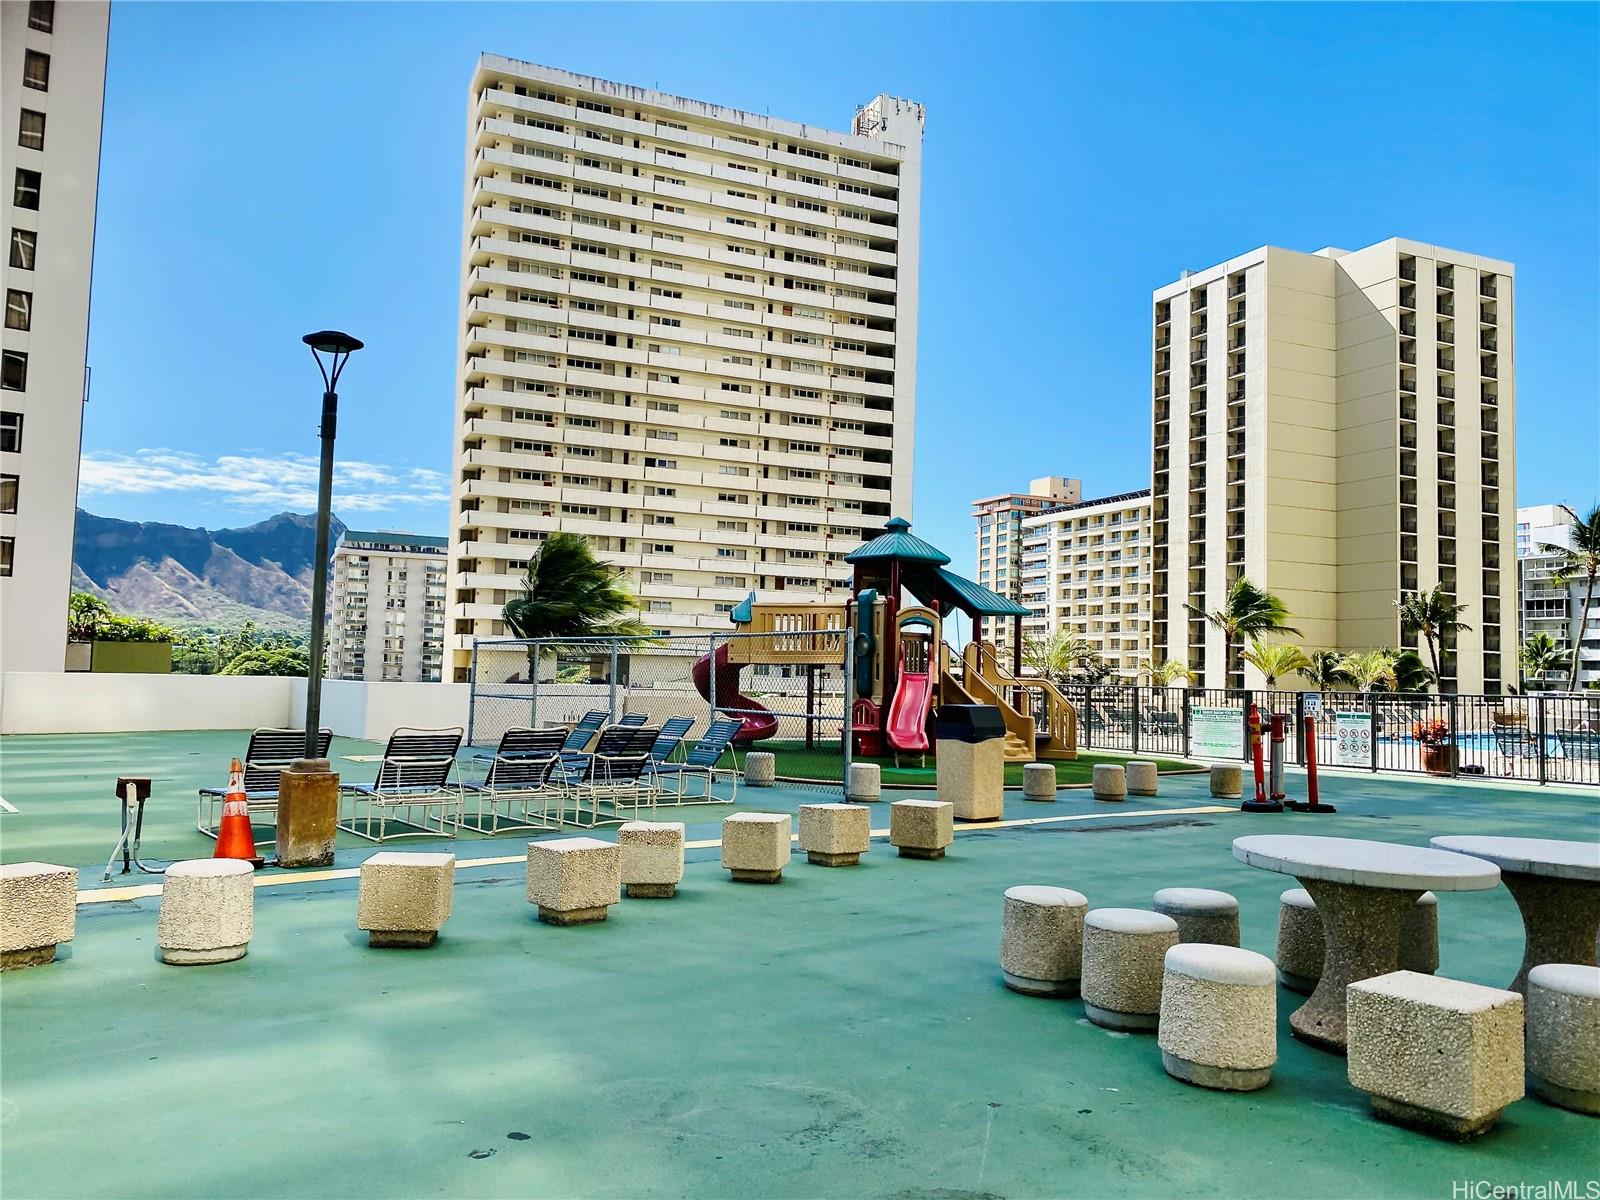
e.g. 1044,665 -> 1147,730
958,643 -> 1079,762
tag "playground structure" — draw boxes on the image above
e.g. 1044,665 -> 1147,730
699,517 -> 1077,764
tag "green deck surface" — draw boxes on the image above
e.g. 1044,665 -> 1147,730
0,731 -> 1594,1198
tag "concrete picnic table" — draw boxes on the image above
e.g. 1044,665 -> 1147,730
1429,835 -> 1600,995
1232,834 -> 1501,1053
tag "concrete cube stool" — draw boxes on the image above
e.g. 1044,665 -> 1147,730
1001,886 -> 1088,997
0,862 -> 77,971
1347,970 -> 1524,1139
722,812 -> 791,883
1022,763 -> 1056,802
744,751 -> 776,788
799,804 -> 871,867
357,851 -> 454,947
846,762 -> 881,803
526,837 -> 620,925
1081,907 -> 1180,1031
1126,761 -> 1159,797
1091,764 -> 1126,802
1153,887 -> 1240,947
1400,891 -> 1439,975
1276,888 -> 1324,993
157,859 -> 254,965
619,821 -> 684,898
889,799 -> 953,860
1526,963 -> 1600,1114
1159,943 -> 1278,1091
1210,764 -> 1242,799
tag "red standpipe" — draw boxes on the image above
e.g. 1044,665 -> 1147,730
1288,712 -> 1337,813
1241,703 -> 1283,813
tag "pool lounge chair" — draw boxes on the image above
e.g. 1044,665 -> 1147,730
616,712 -> 649,728
197,727 -> 332,838
561,710 -> 610,754
653,717 -> 743,804
555,726 -> 660,826
340,727 -> 465,843
463,727 -> 568,835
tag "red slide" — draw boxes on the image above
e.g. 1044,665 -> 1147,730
692,642 -> 779,744
884,666 -> 933,754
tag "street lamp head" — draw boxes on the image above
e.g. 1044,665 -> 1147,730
302,330 -> 363,392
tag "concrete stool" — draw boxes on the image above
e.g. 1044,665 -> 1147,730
526,837 -> 620,925
1159,943 -> 1278,1091
0,862 -> 77,971
1526,963 -> 1600,1114
889,799 -> 953,860
1153,887 -> 1240,947
157,859 -> 254,965
1210,764 -> 1242,799
1126,761 -> 1159,796
1276,888 -> 1324,993
744,751 -> 776,788
1022,763 -> 1056,802
1091,764 -> 1126,802
357,851 -> 454,947
1347,971 -> 1524,1139
1400,891 -> 1439,975
1081,907 -> 1180,1031
799,804 -> 871,867
1001,886 -> 1088,997
619,821 -> 684,899
846,762 -> 881,803
722,812 -> 791,883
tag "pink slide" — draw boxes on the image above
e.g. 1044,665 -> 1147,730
884,666 -> 933,754
692,642 -> 779,744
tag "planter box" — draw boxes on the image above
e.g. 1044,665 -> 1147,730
88,642 -> 172,674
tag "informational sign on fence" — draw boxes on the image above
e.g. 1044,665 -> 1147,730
1302,692 -> 1323,718
1334,711 -> 1373,766
1190,706 -> 1244,759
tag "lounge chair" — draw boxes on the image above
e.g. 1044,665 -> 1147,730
340,727 -> 465,842
617,712 -> 648,728
561,710 -> 610,754
1555,729 -> 1599,764
463,727 -> 568,835
653,717 -> 743,803
197,727 -> 332,838
1494,727 -> 1539,764
555,726 -> 660,825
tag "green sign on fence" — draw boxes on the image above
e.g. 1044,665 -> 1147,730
1190,706 -> 1244,759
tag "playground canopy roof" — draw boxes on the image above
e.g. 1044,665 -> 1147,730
844,517 -> 951,566
926,567 -> 1034,618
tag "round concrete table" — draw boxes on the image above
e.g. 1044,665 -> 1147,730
1232,835 -> 1500,1053
1430,835 -> 1600,995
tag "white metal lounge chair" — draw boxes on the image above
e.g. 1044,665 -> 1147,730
340,727 -> 465,842
463,727 -> 567,835
197,727 -> 331,838
653,717 -> 742,804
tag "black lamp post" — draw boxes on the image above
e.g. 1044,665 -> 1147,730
301,330 -> 362,761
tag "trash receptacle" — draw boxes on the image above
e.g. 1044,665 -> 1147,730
935,705 -> 1007,820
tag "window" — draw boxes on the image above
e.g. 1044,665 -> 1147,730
5,290 -> 29,331
0,474 -> 15,513
18,110 -> 45,152
29,1 -> 54,31
14,169 -> 41,210
0,536 -> 12,576
1,352 -> 26,391
10,229 -> 36,271
0,411 -> 21,451
23,51 -> 49,91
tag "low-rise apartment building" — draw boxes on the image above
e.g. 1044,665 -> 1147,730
329,531 -> 448,683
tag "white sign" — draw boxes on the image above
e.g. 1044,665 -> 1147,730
1335,711 -> 1373,767
1191,706 -> 1244,759
1302,692 -> 1323,718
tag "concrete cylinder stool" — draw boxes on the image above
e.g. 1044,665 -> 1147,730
799,804 -> 871,867
744,751 -> 776,788
1153,887 -> 1240,947
0,862 -> 78,971
1400,891 -> 1440,974
1001,886 -> 1088,997
158,859 -> 254,965
1210,764 -> 1242,799
1275,888 -> 1324,993
1081,908 -> 1180,1031
1022,763 -> 1056,802
1158,943 -> 1277,1090
1091,764 -> 1126,803
1126,761 -> 1159,797
846,762 -> 881,803
1526,963 -> 1600,1114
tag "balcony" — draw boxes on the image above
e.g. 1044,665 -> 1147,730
1228,280 -> 1247,298
1399,259 -> 1417,282
1438,298 -> 1455,317
1482,358 -> 1498,379
1399,315 -> 1416,337
1227,385 -> 1245,403
1437,325 -> 1454,345
1155,335 -> 1171,350
1399,344 -> 1417,366
1228,302 -> 1246,325
1228,334 -> 1246,351
1480,276 -> 1497,298
1439,431 -> 1455,454
1437,267 -> 1455,289
1437,352 -> 1455,372
1400,396 -> 1417,421
1399,284 -> 1417,310
1191,345 -> 1208,364
1480,332 -> 1498,352
1438,382 -> 1455,399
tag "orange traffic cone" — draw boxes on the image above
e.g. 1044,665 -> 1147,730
214,758 -> 264,868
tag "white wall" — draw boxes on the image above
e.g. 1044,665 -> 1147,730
0,671 -> 294,734
287,678 -> 470,743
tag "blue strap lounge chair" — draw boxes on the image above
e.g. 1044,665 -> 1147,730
197,727 -> 331,838
340,727 -> 464,842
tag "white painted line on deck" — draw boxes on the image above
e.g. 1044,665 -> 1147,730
0,795 -> 17,814
75,803 -> 1236,906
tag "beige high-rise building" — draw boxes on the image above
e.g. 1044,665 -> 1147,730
0,0 -> 108,672
1019,488 -> 1152,679
329,531 -> 449,683
446,56 -> 923,680
1150,237 -> 1515,693
971,476 -> 1079,650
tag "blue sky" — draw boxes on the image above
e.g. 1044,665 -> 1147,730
81,1 -> 1600,575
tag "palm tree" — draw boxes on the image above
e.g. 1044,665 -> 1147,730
1138,658 -> 1197,687
1338,649 -> 1399,693
1540,504 -> 1600,687
1520,632 -> 1566,689
501,533 -> 650,676
1240,640 -> 1313,686
1296,649 -> 1349,691
1394,584 -> 1471,690
1021,630 -> 1096,689
1185,576 -> 1300,688
1391,648 -> 1435,694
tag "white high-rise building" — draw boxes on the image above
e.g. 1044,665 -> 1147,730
446,56 -> 924,680
971,476 -> 1080,650
1516,503 -> 1597,688
0,0 -> 108,672
1150,238 -> 1516,693
329,531 -> 449,684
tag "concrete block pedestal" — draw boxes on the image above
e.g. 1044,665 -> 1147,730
0,862 -> 77,971
1209,764 -> 1242,799
620,821 -> 685,898
889,799 -> 953,859
358,852 -> 454,947
722,813 -> 791,883
276,759 -> 340,868
526,837 -> 621,925
799,804 -> 871,867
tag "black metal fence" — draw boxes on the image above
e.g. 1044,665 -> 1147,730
1059,685 -> 1600,787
